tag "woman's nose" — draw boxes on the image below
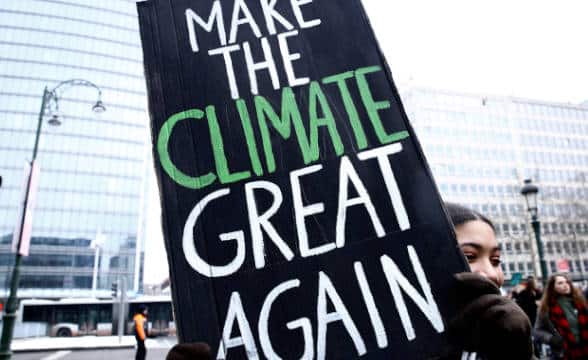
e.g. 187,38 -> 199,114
473,261 -> 500,287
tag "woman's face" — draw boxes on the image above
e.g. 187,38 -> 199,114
553,276 -> 571,296
455,219 -> 504,287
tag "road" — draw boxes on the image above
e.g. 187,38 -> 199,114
14,348 -> 170,360
14,337 -> 175,360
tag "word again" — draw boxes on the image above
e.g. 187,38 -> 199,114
215,246 -> 444,359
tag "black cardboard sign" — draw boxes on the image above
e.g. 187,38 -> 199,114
137,1 -> 468,358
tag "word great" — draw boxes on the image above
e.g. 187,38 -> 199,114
183,143 -> 410,278
215,246 -> 444,359
158,66 -> 408,191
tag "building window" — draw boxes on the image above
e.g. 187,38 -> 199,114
550,261 -> 557,273
555,242 -> 562,254
523,242 -> 530,252
502,224 -> 509,234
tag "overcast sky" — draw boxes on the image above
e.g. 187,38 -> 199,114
364,0 -> 588,104
143,0 -> 588,285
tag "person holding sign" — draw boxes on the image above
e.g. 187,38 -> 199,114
167,342 -> 212,360
446,203 -> 504,287
138,0 -> 535,357
443,203 -> 535,359
165,203 -> 535,360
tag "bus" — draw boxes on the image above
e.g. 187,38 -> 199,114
19,296 -> 175,337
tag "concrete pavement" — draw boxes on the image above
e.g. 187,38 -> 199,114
14,348 -> 170,360
12,336 -> 176,354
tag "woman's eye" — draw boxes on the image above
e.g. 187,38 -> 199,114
463,253 -> 476,262
491,258 -> 502,266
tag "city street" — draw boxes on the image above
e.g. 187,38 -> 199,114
14,337 -> 175,360
1,0 -> 587,359
14,349 -> 169,360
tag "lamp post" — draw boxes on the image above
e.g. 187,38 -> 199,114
520,178 -> 548,286
0,79 -> 105,359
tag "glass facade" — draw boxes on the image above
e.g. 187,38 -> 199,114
402,87 -> 588,282
0,0 -> 148,298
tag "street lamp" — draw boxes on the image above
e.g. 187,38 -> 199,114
0,79 -> 105,359
520,178 -> 548,286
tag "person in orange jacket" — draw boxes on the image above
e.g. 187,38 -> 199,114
133,305 -> 148,360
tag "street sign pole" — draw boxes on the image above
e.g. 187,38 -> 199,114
0,89 -> 48,360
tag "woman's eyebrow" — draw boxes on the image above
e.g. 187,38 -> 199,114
459,243 -> 500,253
458,242 -> 482,250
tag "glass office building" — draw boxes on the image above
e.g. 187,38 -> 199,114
0,0 -> 148,298
402,87 -> 588,283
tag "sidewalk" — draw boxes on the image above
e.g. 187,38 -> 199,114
12,336 -> 136,352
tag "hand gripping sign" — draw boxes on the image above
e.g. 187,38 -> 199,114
137,0 -> 468,358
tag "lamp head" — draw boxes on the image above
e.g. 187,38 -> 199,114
92,100 -> 106,113
48,114 -> 62,126
520,178 -> 539,218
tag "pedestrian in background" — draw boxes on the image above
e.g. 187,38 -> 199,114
443,203 -> 534,359
134,305 -> 148,360
517,276 -> 542,326
534,274 -> 588,359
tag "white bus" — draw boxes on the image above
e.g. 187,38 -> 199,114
18,296 -> 175,337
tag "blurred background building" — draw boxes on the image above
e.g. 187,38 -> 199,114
1,1 -> 586,300
402,87 -> 588,283
0,0 -> 149,298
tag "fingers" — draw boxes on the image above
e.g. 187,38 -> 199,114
454,272 -> 501,297
449,294 -> 506,350
166,342 -> 212,360
448,293 -> 532,359
479,300 -> 531,333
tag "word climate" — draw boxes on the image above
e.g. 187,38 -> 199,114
158,66 -> 409,191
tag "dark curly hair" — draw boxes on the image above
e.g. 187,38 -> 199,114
445,202 -> 495,232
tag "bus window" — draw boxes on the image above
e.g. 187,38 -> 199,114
23,305 -> 49,322
55,305 -> 79,324
98,304 -> 111,323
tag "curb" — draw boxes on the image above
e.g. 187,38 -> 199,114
12,344 -> 135,353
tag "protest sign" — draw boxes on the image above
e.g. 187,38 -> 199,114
138,0 -> 469,358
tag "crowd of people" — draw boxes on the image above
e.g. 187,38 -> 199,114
506,272 -> 588,359
446,203 -> 588,359
156,203 -> 588,359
